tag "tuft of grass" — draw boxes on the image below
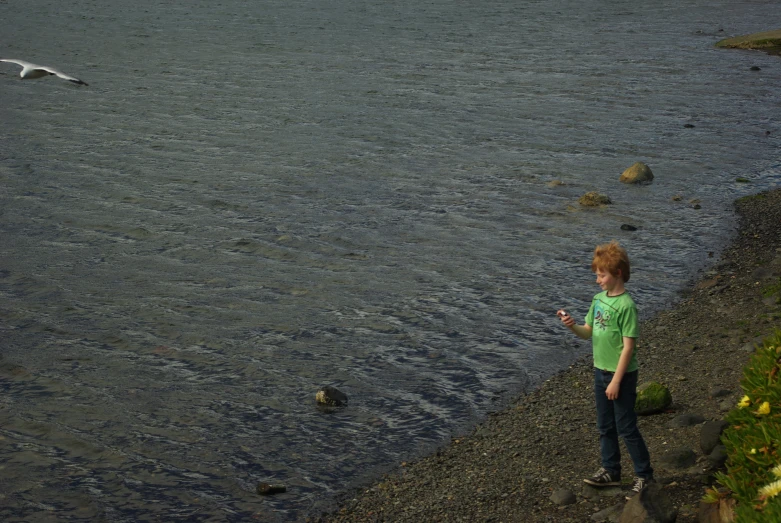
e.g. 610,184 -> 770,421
707,330 -> 781,520
736,193 -> 767,206
715,30 -> 781,50
762,278 -> 781,302
726,38 -> 781,49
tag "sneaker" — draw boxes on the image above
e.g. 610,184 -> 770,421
583,467 -> 621,487
625,476 -> 654,500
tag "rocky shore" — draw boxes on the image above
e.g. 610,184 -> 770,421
316,187 -> 781,523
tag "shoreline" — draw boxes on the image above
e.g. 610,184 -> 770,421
715,29 -> 781,56
317,187 -> 781,522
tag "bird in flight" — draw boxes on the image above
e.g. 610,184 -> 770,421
1,59 -> 88,86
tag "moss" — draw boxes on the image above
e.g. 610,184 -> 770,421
578,192 -> 611,207
719,38 -> 781,49
761,278 -> 781,297
715,29 -> 781,49
736,193 -> 767,205
635,381 -> 672,415
762,278 -> 781,304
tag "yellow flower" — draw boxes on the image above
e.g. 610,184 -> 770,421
751,448 -> 758,454
738,395 -> 751,408
772,464 -> 781,479
759,479 -> 781,500
756,401 -> 771,416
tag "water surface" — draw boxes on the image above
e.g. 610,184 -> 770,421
1,0 -> 780,521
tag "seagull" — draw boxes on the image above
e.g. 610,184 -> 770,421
0,59 -> 88,86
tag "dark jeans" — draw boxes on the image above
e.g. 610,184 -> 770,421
594,368 -> 653,480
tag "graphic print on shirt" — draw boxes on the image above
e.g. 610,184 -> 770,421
594,308 -> 611,331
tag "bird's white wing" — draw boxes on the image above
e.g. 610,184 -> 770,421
0,58 -> 36,68
42,67 -> 88,85
1,58 -> 88,85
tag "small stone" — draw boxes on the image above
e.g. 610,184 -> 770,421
741,342 -> 758,353
750,267 -> 774,280
658,447 -> 696,469
592,502 -> 624,522
550,488 -> 577,506
667,413 -> 706,428
257,482 -> 287,495
709,388 -> 731,398
620,224 -> 638,231
583,484 -> 623,500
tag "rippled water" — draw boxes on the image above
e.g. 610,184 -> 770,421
1,0 -> 780,520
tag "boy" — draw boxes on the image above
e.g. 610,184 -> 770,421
558,241 -> 654,499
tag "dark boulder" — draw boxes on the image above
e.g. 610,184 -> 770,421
257,482 -> 287,495
619,482 -> 677,523
700,420 -> 729,455
316,386 -> 348,407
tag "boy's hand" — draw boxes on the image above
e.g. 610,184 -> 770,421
557,309 -> 575,327
606,380 -> 620,400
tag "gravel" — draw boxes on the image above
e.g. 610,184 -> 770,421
316,188 -> 781,523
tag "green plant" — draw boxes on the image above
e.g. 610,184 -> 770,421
761,278 -> 781,300
708,330 -> 781,520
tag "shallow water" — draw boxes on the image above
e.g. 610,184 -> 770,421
1,0 -> 780,520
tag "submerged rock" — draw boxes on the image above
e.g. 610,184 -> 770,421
257,482 -> 287,495
619,162 -> 654,184
316,386 -> 348,407
579,192 -> 612,207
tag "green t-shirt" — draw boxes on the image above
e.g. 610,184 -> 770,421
585,291 -> 639,372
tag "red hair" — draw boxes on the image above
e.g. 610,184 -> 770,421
591,241 -> 630,282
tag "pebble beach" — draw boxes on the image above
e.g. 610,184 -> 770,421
316,187 -> 781,522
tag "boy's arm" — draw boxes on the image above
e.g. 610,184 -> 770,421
559,313 -> 592,339
605,336 -> 635,400
569,323 -> 592,339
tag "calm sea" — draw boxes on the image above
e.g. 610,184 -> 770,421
1,0 -> 779,520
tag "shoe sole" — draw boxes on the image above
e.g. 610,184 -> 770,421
583,479 -> 621,487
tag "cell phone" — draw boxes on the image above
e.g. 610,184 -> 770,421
557,310 -> 569,318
